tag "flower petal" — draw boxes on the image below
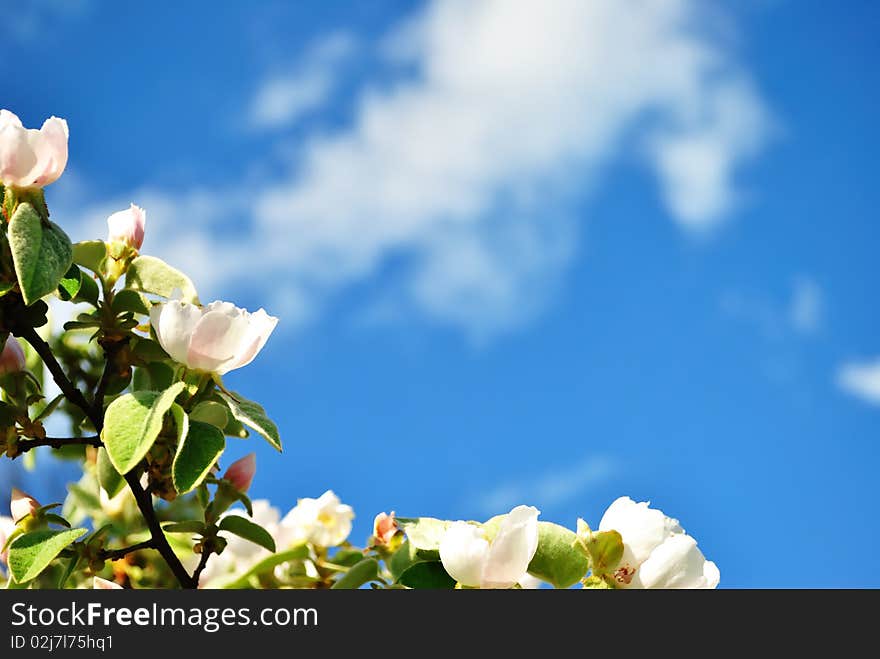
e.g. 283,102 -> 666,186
598,496 -> 681,570
630,534 -> 716,589
482,505 -> 540,588
440,522 -> 490,588
151,301 -> 203,366
186,309 -> 250,372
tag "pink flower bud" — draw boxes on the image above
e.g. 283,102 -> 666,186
0,337 -> 26,375
107,203 -> 146,251
223,453 -> 256,493
372,511 -> 398,546
93,577 -> 123,590
10,487 -> 40,524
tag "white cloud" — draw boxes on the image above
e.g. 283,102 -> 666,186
721,276 -> 823,341
837,360 -> 880,406
249,32 -> 357,130
62,0 -> 773,339
789,277 -> 822,335
476,455 -> 615,515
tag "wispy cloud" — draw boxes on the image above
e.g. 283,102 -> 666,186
720,276 -> 823,341
475,456 -> 615,516
837,359 -> 880,406
249,32 -> 357,131
62,0 -> 773,340
4,0 -> 91,43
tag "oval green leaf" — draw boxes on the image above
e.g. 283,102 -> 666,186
172,420 -> 224,494
8,528 -> 87,583
8,203 -> 74,306
218,391 -> 281,451
125,255 -> 199,304
218,515 -> 276,553
101,382 -> 186,474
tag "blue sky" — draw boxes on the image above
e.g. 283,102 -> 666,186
1,0 -> 878,587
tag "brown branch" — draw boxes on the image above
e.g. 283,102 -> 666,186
98,539 -> 156,562
15,323 -> 196,589
191,548 -> 212,588
15,435 -> 102,454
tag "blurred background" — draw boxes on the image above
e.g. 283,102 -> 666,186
1,0 -> 878,587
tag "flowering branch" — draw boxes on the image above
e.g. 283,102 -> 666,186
11,321 -> 195,588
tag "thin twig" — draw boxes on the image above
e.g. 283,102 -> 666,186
191,549 -> 212,588
99,539 -> 156,562
15,323 -> 196,589
15,435 -> 102,454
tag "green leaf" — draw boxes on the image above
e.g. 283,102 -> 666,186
190,401 -> 229,429
162,521 -> 207,534
585,530 -> 624,577
73,272 -> 99,306
0,280 -> 15,298
101,382 -> 186,474
397,560 -> 456,589
8,203 -> 73,306
172,420 -> 224,494
125,255 -> 199,304
331,558 -> 379,589
7,528 -> 87,583
389,540 -> 455,588
528,522 -> 590,589
72,240 -> 107,273
396,517 -> 450,551
112,289 -> 151,315
216,545 -> 310,589
218,391 -> 281,451
131,337 -> 170,362
218,516 -> 276,553
98,448 -> 125,499
56,263 -> 82,301
131,362 -> 175,392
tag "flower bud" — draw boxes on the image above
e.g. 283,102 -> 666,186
107,203 -> 146,251
10,487 -> 40,524
372,511 -> 398,546
0,110 -> 69,188
223,453 -> 256,493
93,576 -> 123,590
0,337 -> 26,375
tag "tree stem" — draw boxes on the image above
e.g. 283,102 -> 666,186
15,323 -> 197,589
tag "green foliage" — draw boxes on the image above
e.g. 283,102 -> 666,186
96,448 -> 125,497
189,401 -> 229,429
101,382 -> 186,474
172,420 -> 225,494
56,264 -> 82,301
218,516 -> 276,553
217,545 -> 311,589
7,528 -> 87,583
389,540 -> 455,589
125,255 -> 199,303
8,203 -> 73,306
218,391 -> 281,451
71,240 -> 107,273
111,289 -> 151,315
396,517 -> 449,551
331,558 -> 380,589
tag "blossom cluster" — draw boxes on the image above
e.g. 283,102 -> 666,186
0,109 -> 720,590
